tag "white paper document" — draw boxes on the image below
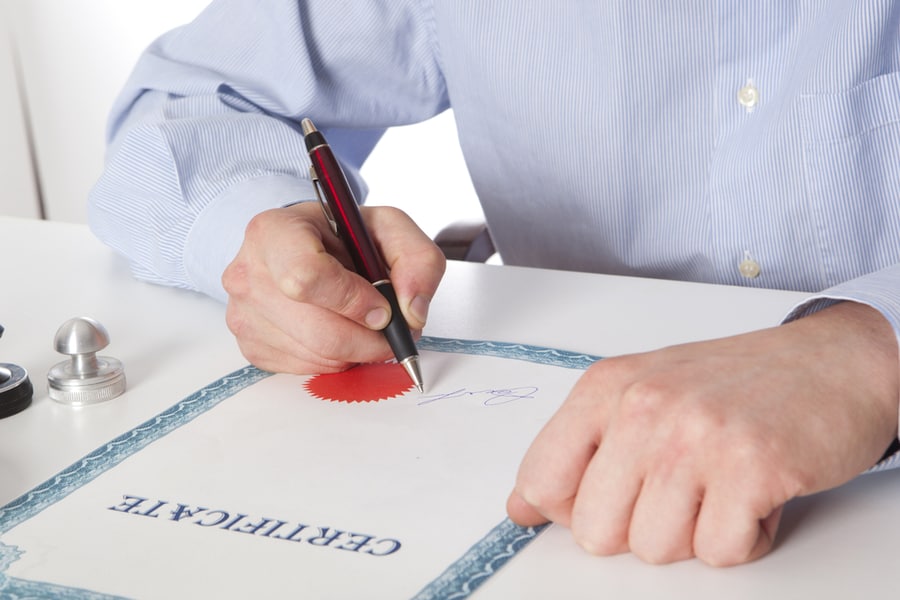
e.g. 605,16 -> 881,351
0,337 -> 598,599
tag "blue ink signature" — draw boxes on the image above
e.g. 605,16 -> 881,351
418,386 -> 539,407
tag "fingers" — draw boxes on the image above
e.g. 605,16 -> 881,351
364,205 -> 446,330
569,375 -> 704,562
693,479 -> 784,567
225,293 -> 388,373
604,462 -> 700,563
559,390 -> 699,562
511,365 -> 612,528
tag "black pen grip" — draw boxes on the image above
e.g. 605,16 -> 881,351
374,282 -> 418,362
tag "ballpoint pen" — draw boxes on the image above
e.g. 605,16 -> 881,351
301,117 -> 424,392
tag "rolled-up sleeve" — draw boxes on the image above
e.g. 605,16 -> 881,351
88,0 -> 447,300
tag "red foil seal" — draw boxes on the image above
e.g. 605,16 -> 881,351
304,362 -> 414,403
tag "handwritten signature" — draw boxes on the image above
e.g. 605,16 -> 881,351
418,386 -> 539,407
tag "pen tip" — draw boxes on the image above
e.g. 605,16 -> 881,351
401,356 -> 424,394
301,118 -> 316,136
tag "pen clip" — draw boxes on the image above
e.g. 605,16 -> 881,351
309,164 -> 339,237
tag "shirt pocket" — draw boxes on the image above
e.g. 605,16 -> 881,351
798,72 -> 900,287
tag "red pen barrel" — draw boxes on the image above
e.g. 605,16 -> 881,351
303,117 -> 424,391
309,148 -> 388,283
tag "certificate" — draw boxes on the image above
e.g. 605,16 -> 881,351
0,337 -> 597,599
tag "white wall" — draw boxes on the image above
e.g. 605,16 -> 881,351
6,0 -> 210,222
2,1 -> 483,238
0,1 -> 40,219
362,112 -> 482,239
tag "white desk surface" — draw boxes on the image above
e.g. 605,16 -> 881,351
1,216 -> 896,598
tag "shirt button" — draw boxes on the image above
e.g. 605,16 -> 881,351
738,255 -> 761,279
737,80 -> 759,112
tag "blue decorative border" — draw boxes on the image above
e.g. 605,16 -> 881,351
0,337 -> 599,599
412,519 -> 550,600
418,337 -> 599,371
0,574 -> 128,600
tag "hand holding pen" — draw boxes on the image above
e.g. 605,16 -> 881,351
302,117 -> 426,390
220,124 -> 445,382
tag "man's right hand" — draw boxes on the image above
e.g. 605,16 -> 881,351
221,202 -> 446,374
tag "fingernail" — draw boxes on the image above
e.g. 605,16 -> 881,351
365,307 -> 390,329
409,295 -> 431,326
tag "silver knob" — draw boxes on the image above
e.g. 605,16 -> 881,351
48,317 -> 126,406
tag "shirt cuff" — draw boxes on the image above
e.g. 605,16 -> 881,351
782,264 -> 900,335
184,175 -> 316,302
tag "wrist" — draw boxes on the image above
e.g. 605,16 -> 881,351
802,301 -> 900,450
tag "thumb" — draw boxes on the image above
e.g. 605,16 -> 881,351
506,489 -> 551,527
364,206 -> 447,330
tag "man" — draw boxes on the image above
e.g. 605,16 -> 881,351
89,1 -> 900,566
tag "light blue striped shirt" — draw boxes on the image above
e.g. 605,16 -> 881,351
90,0 -> 900,360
